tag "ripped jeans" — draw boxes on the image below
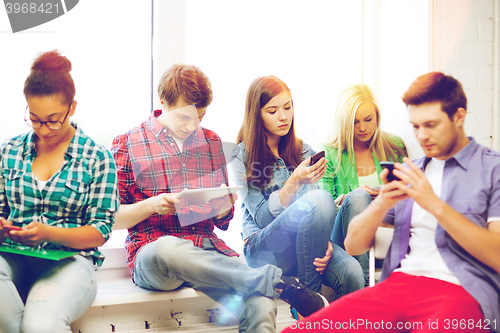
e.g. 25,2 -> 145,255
0,253 -> 97,333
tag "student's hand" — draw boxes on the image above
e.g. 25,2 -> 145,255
372,168 -> 409,211
7,222 -> 50,247
313,241 -> 333,274
358,185 -> 379,199
391,157 -> 441,212
149,193 -> 187,215
0,217 -> 14,242
291,156 -> 328,186
210,184 -> 237,219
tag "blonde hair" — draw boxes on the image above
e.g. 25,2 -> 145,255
324,84 -> 407,171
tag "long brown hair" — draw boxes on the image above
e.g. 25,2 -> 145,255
236,76 -> 303,188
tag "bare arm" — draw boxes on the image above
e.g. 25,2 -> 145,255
345,169 -> 408,255
394,157 -> 500,274
4,219 -> 107,249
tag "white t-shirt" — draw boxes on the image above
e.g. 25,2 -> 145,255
35,176 -> 47,190
172,136 -> 187,152
395,158 -> 461,285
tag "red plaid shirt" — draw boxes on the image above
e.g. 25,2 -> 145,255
111,110 -> 237,274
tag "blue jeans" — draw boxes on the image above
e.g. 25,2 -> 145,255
244,189 -> 364,300
332,189 -> 372,286
133,236 -> 282,333
0,253 -> 97,333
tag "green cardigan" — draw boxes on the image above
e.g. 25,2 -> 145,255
317,140 -> 406,200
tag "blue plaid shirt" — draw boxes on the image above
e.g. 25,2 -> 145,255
0,123 -> 119,266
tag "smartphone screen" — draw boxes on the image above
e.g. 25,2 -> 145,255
380,161 -> 400,182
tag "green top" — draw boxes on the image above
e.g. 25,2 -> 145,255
317,139 -> 406,200
357,170 -> 381,187
0,244 -> 79,261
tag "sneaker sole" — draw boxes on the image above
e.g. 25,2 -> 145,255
293,290 -> 330,319
318,293 -> 329,308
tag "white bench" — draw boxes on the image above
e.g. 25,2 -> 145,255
70,247 -> 227,333
70,245 -> 302,332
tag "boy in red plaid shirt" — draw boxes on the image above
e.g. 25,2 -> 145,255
111,64 -> 328,332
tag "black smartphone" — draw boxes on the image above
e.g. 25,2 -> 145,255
380,161 -> 400,182
310,151 -> 325,166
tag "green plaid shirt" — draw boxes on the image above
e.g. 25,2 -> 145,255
0,123 -> 119,266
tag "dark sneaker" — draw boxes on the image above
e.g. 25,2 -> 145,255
277,276 -> 329,318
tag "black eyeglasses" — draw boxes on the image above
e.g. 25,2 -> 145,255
24,105 -> 71,130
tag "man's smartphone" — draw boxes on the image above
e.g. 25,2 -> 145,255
2,225 -> 22,231
310,151 -> 325,166
380,161 -> 401,182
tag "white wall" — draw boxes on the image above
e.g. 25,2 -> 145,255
430,0 -> 498,149
362,0 -> 429,160
0,1 -> 152,148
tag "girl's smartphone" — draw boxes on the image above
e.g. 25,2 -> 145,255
2,225 -> 22,231
370,185 -> 382,191
310,151 -> 325,166
380,161 -> 400,182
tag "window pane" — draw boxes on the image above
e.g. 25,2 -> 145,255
185,0 -> 363,148
0,1 -> 152,148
